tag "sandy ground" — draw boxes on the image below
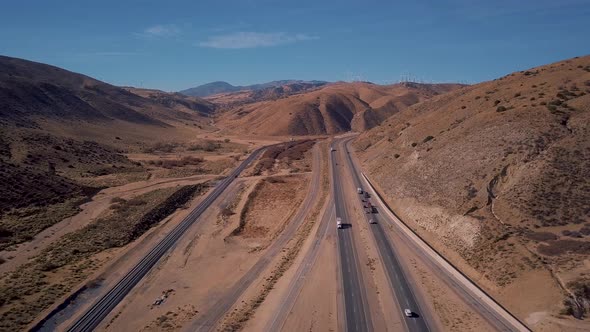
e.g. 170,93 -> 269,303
39,179 -> 218,331
95,178 -> 264,331
98,162 -> 314,331
273,207 -> 339,332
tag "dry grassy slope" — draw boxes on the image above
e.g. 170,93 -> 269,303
124,87 -> 216,116
217,82 -> 462,136
0,55 -> 210,136
205,81 -> 328,108
0,56 -> 215,249
355,55 -> 590,322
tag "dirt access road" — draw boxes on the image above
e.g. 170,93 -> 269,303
185,143 -> 323,331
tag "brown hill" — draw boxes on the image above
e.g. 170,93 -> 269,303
124,87 -> 216,116
216,81 -> 463,136
0,56 -> 214,249
354,56 -> 590,328
0,55 -> 210,133
204,80 -> 327,108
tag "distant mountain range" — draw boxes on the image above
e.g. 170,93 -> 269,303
179,80 -> 328,97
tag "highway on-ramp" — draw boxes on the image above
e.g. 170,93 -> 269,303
64,145 -> 269,332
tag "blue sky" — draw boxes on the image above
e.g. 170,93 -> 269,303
1,0 -> 589,91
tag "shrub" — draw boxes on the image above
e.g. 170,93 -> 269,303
220,207 -> 235,217
411,142 -> 417,147
423,136 -> 434,143
265,177 -> 285,184
514,92 -> 521,97
496,106 -> 507,112
224,138 -> 230,143
526,231 -> 558,241
394,154 -> 400,159
111,197 -> 126,204
494,100 -> 501,106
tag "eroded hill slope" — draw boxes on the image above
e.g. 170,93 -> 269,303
354,55 -> 590,329
217,82 -> 463,136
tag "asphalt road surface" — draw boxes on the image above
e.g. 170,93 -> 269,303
344,137 -> 530,332
64,145 -> 270,332
331,141 -> 373,332
338,137 -> 430,332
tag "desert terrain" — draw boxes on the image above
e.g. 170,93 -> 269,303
354,55 -> 590,331
0,53 -> 589,332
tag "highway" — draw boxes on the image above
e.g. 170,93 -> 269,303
331,140 -> 373,332
337,137 -> 430,332
343,137 -> 531,332
65,145 -> 270,332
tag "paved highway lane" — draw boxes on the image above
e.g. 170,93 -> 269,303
331,141 -> 373,332
336,137 -> 430,332
62,146 -> 270,332
343,137 -> 531,332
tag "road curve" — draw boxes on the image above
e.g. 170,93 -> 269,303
63,145 -> 269,332
331,139 -> 373,332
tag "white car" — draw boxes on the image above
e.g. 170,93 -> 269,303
368,218 -> 377,224
404,309 -> 413,317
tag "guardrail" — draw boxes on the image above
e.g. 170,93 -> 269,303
360,172 -> 531,332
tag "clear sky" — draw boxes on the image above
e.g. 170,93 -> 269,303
1,0 -> 589,91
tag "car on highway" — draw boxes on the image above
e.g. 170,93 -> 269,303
404,309 -> 413,317
357,187 -> 363,194
368,218 -> 376,224
336,217 -> 343,229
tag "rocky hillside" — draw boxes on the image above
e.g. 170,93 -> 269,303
354,56 -> 590,330
217,82 -> 463,136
